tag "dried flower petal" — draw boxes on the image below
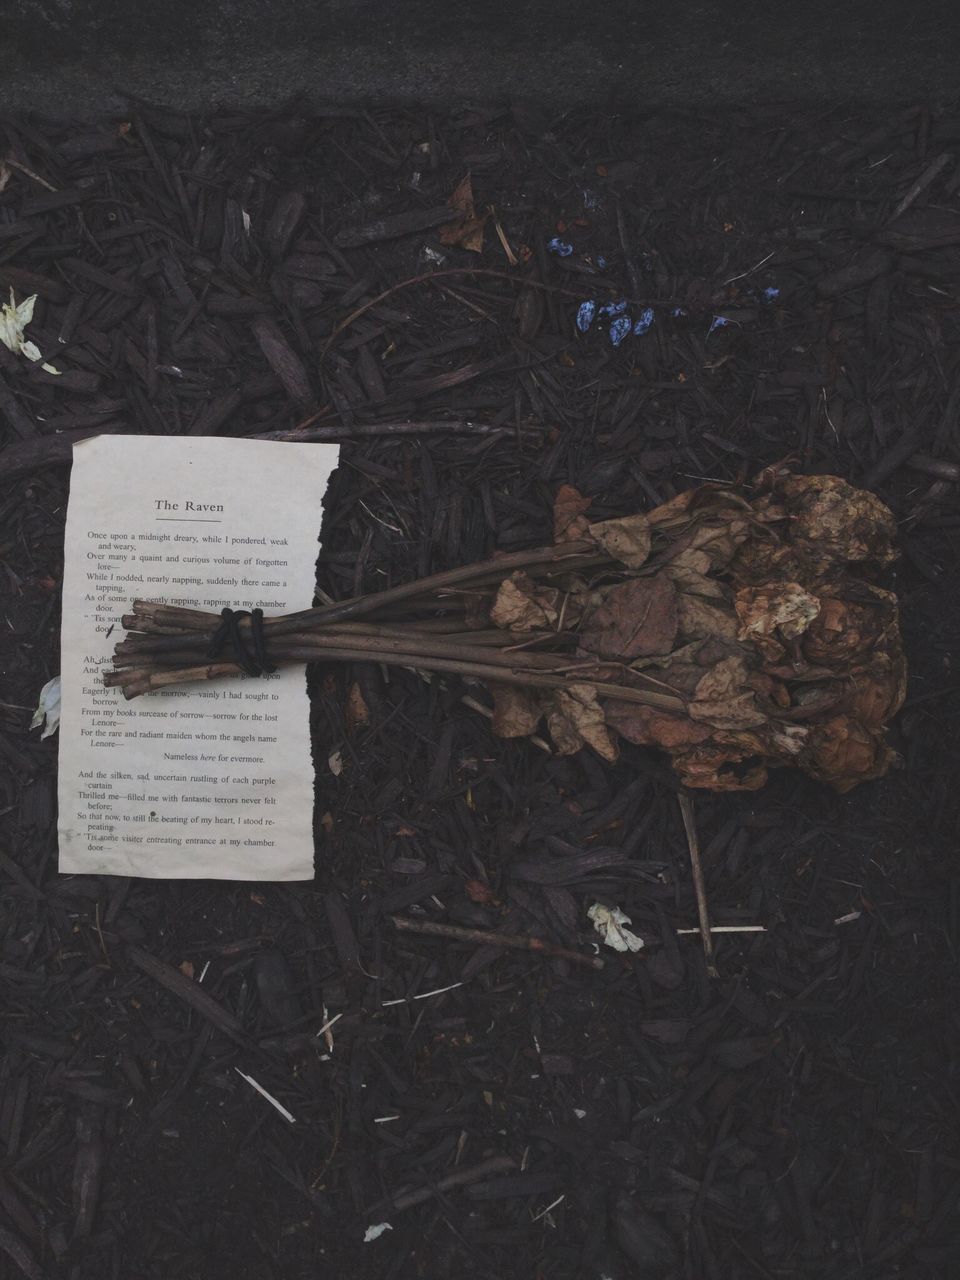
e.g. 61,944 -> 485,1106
588,903 -> 644,952
545,683 -> 618,761
587,514 -> 651,569
553,484 -> 592,543
801,715 -> 896,792
490,571 -> 560,631
490,683 -> 543,738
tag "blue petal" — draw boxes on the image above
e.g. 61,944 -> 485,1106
633,307 -> 655,336
672,307 -> 687,318
599,298 -> 628,317
576,301 -> 596,332
596,255 -> 607,269
609,316 -> 632,346
762,286 -> 780,302
707,315 -> 732,336
548,238 -> 574,257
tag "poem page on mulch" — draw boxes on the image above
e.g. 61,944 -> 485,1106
58,434 -> 338,880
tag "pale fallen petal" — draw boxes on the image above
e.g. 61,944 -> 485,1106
588,903 -> 644,953
30,675 -> 61,740
41,361 -> 62,376
0,291 -> 43,363
15,292 -> 36,326
363,1222 -> 393,1243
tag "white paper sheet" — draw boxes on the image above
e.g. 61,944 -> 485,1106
58,434 -> 338,880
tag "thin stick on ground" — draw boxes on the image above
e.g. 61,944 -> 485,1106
392,915 -> 604,970
678,792 -> 717,978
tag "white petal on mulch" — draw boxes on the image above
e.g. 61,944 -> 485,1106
30,675 -> 61,740
0,289 -> 60,373
587,903 -> 644,953
363,1222 -> 393,1243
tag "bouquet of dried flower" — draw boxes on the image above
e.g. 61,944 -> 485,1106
105,465 -> 905,793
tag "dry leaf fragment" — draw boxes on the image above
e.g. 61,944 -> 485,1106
735,582 -> 820,659
801,714 -> 895,792
553,484 -> 592,543
604,700 -> 713,749
672,745 -> 770,791
346,681 -> 370,734
689,656 -> 768,730
489,683 -> 543,737
579,574 -> 678,659
674,587 -> 739,643
545,683 -> 619,761
802,590 -> 895,665
587,514 -> 651,569
438,174 -> 487,252
490,571 -> 560,630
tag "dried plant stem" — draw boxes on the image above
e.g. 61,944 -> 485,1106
678,792 -> 717,977
392,914 -> 604,970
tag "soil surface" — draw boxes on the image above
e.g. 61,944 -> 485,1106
0,102 -> 958,1279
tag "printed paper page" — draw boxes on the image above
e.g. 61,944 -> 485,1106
58,434 -> 337,880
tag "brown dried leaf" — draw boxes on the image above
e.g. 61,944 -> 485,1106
579,575 -> 678,660
605,700 -> 713,749
490,683 -> 543,738
842,657 -> 907,730
490,571 -> 560,631
802,589 -> 896,665
675,588 -> 739,643
553,484 -> 592,543
669,514 -> 751,572
438,174 -> 487,252
801,714 -> 895,792
689,656 -> 768,730
545,683 -> 619,762
346,681 -> 370,734
587,514 -> 651,569
673,745 -> 769,791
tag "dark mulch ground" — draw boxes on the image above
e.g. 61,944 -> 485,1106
1,100 -> 959,1280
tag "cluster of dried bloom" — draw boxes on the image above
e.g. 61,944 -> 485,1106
483,467 -> 905,792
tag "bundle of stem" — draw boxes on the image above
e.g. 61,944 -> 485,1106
105,539 -> 685,713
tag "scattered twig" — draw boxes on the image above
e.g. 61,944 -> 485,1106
888,152 -> 953,223
723,251 -> 776,286
381,981 -> 464,1006
3,157 -> 57,192
677,793 -> 716,977
233,1067 -> 296,1123
392,915 -> 604,970
676,925 -> 766,935
385,1154 -> 516,1214
489,206 -> 519,266
128,944 -> 246,1042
